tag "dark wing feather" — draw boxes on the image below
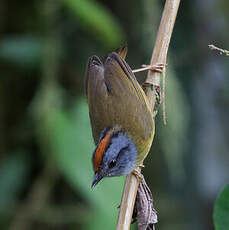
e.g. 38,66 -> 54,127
86,55 -> 108,143
86,52 -> 153,146
85,55 -> 103,96
103,53 -> 153,141
115,46 -> 128,59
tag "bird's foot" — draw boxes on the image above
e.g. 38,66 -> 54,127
138,164 -> 145,169
132,168 -> 143,182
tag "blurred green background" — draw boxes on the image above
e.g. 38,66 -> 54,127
0,0 -> 229,229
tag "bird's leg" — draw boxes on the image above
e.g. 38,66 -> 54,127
132,169 -> 142,183
138,164 -> 145,169
132,63 -> 165,73
132,164 -> 144,182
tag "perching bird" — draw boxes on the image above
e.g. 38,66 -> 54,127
86,47 -> 155,188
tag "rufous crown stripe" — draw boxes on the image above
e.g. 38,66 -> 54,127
93,130 -> 113,172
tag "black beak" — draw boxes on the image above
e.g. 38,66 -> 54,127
91,172 -> 103,188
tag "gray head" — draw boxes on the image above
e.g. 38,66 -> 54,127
91,127 -> 137,188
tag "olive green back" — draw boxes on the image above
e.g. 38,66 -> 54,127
86,49 -> 154,162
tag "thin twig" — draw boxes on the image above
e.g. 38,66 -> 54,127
208,44 -> 229,56
162,66 -> 167,125
116,0 -> 181,229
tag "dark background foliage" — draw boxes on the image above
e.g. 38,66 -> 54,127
0,0 -> 228,229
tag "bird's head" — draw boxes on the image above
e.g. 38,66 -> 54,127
91,127 -> 137,188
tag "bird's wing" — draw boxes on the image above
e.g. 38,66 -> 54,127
86,55 -> 107,143
86,51 -> 153,145
115,46 -> 128,59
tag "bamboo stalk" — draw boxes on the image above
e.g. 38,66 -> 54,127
116,1 -> 181,229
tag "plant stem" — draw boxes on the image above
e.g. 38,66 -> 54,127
116,0 -> 181,229
208,44 -> 229,56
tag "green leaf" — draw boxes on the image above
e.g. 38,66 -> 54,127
62,0 -> 124,47
214,185 -> 229,230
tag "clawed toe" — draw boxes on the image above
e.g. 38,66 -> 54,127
132,169 -> 143,182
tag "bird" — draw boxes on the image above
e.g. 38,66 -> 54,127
85,47 -> 155,188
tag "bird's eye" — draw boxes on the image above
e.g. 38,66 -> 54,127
109,159 -> 116,168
